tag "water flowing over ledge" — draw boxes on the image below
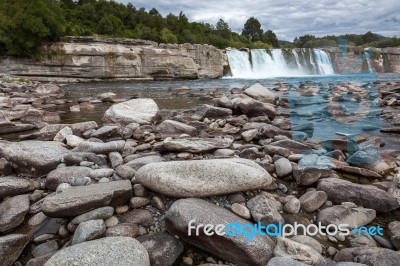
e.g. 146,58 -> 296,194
225,48 -> 335,78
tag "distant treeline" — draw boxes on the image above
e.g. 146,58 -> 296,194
0,0 -> 398,57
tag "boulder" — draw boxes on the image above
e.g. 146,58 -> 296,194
0,234 -> 30,266
72,207 -> 114,225
72,219 -> 106,245
46,166 -> 92,190
317,178 -> 399,212
42,180 -> 132,217
192,104 -> 232,120
155,120 -> 197,139
0,195 -> 30,232
165,198 -> 275,266
247,195 -> 284,225
136,158 -> 273,197
137,233 -> 184,266
0,140 -> 71,177
103,99 -> 161,125
334,247 -> 400,266
317,205 -> 376,229
154,137 -> 232,153
232,95 -> 276,120
45,237 -> 150,266
274,237 -> 324,265
72,140 -> 125,154
299,191 -> 327,213
124,155 -> 165,171
244,83 -> 277,104
0,176 -> 39,198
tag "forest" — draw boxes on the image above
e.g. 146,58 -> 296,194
0,0 -> 399,57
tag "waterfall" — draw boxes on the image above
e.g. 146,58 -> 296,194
226,48 -> 335,78
225,50 -> 252,78
313,49 -> 334,75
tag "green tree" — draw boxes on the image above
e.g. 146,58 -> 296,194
294,34 -> 316,47
216,19 -> 231,39
0,0 -> 65,56
242,17 -> 263,42
263,30 -> 278,47
98,14 -> 123,36
160,28 -> 178,43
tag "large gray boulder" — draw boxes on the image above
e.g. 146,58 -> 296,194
136,158 -> 273,197
0,176 -> 39,199
334,247 -> 400,266
317,178 -> 399,212
0,195 -> 30,233
103,99 -> 161,125
165,198 -> 275,266
0,140 -> 71,177
317,205 -> 376,229
155,120 -> 197,139
0,234 -> 30,266
42,180 -> 132,217
45,166 -> 92,190
45,237 -> 150,266
232,95 -> 276,120
154,137 -> 233,153
244,83 -> 277,104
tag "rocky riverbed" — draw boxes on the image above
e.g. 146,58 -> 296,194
1,75 -> 400,266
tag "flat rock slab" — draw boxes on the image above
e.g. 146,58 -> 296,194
154,137 -> 233,153
42,180 -> 132,218
46,166 -> 92,190
103,98 -> 161,125
317,205 -> 376,229
72,140 -> 125,154
0,140 -> 71,177
0,195 -> 30,233
155,120 -> 197,139
45,237 -> 150,266
0,234 -> 30,266
317,178 -> 399,212
136,158 -> 273,197
165,198 -> 275,266
0,176 -> 39,199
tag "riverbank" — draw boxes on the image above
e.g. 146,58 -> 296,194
1,76 -> 400,265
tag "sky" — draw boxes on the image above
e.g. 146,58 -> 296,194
116,0 -> 400,41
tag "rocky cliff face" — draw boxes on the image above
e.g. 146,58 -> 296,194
0,37 -> 224,82
325,46 -> 400,74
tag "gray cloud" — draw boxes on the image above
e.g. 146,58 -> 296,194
116,0 -> 400,41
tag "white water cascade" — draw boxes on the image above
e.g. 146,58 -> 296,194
226,48 -> 335,78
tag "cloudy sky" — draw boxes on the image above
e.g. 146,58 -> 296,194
116,0 -> 400,41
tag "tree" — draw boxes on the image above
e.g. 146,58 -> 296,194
216,19 -> 231,39
161,28 -> 178,43
242,17 -> 263,42
293,34 -> 316,47
98,14 -> 123,36
361,31 -> 380,44
263,30 -> 278,47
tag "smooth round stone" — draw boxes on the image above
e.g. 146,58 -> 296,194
56,183 -> 71,194
105,216 -> 119,227
133,184 -> 148,197
283,197 -> 301,214
89,168 -> 114,179
151,196 -> 165,211
106,223 -> 139,238
72,207 -> 114,225
231,203 -> 251,219
130,197 -> 151,209
98,177 -> 110,183
115,205 -> 129,214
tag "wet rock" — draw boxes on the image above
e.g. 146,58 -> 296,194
0,195 -> 30,232
73,140 -> 125,154
321,139 -> 359,153
334,247 -> 400,266
274,157 -> 293,178
124,155 -> 165,171
155,120 -> 197,139
317,205 -> 376,228
293,155 -> 333,186
46,166 -> 92,190
42,180 -> 132,217
136,158 -> 273,197
299,191 -> 327,213
119,209 -> 154,227
103,98 -> 161,125
0,140 -> 71,177
0,176 -> 39,198
267,257 -> 307,266
192,104 -> 232,120
106,223 -> 139,238
244,83 -> 277,104
45,237 -> 150,266
154,137 -> 233,153
0,234 -> 30,266
90,125 -> 122,140
72,219 -> 106,245
317,178 -> 399,212
232,95 -> 276,120
32,240 -> 58,258
137,233 -> 184,266
165,198 -> 275,266
247,195 -> 284,225
72,207 -> 114,224
274,237 -> 324,265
